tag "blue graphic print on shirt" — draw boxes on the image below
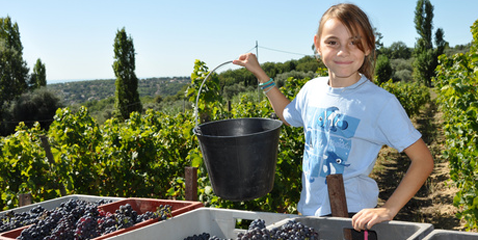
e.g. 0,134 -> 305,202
303,106 -> 360,183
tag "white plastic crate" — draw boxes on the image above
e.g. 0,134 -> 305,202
106,207 -> 299,240
422,229 -> 478,240
272,216 -> 434,240
0,194 -> 124,216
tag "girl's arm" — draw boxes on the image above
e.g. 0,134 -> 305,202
351,138 -> 434,231
233,53 -> 291,125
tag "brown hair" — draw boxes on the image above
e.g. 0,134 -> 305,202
316,3 -> 376,81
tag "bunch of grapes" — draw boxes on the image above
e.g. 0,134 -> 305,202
10,198 -> 171,240
248,219 -> 266,231
0,205 -> 46,233
17,199 -> 105,240
184,233 -> 225,240
184,219 -> 319,240
265,219 -> 319,240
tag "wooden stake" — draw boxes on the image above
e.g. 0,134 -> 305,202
327,174 -> 352,240
327,174 -> 349,217
18,193 -> 32,207
185,167 -> 198,201
40,135 -> 67,196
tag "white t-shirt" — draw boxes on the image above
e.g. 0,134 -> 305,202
283,75 -> 421,216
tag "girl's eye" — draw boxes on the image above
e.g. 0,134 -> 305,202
350,37 -> 361,47
326,40 -> 338,47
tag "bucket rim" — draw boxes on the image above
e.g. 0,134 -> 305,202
193,117 -> 283,138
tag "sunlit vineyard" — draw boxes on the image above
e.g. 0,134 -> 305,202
433,19 -> 478,230
0,60 -> 433,223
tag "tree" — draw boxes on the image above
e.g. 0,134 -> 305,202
0,16 -> 30,123
391,58 -> 414,82
30,58 -> 46,89
389,41 -> 412,59
434,28 -> 448,57
413,0 -> 445,87
414,0 -> 434,50
374,28 -> 384,55
112,28 -> 142,120
2,88 -> 63,135
375,55 -> 393,84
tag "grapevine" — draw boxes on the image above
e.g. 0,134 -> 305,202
433,19 -> 478,230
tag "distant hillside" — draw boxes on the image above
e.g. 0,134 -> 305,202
48,77 -> 190,105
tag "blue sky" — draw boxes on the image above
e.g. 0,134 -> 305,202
1,0 -> 477,83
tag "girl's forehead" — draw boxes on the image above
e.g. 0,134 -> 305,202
321,17 -> 362,38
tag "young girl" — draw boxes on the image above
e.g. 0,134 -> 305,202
233,3 -> 434,231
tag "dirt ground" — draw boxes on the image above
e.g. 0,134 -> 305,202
369,98 -> 471,231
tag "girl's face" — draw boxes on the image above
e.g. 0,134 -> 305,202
315,18 -> 370,86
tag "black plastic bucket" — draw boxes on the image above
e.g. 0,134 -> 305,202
194,117 -> 282,201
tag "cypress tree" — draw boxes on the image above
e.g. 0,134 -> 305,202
30,58 -> 46,89
112,28 -> 142,120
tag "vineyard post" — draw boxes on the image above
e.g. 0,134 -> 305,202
18,193 -> 32,207
185,167 -> 198,201
326,174 -> 352,239
40,135 -> 67,196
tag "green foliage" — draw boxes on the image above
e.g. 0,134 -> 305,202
48,107 -> 103,195
433,19 -> 478,230
380,80 -> 430,118
187,59 -> 223,124
30,58 -> 46,89
0,106 -> 197,210
274,70 -> 317,88
388,41 -> 412,59
375,55 -> 393,84
0,122 -> 58,210
412,0 -> 449,87
413,48 -> 437,86
48,77 -> 190,106
390,58 -> 414,82
3,87 -> 64,134
0,16 -> 30,127
414,0 -> 434,50
113,27 -> 142,120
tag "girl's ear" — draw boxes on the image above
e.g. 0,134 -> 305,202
314,34 -> 320,55
365,46 -> 371,56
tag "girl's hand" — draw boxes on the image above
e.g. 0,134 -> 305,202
351,207 -> 395,231
233,53 -> 269,82
352,138 -> 434,232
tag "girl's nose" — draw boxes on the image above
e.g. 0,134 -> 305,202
337,44 -> 350,57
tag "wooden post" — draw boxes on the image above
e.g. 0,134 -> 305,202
185,167 -> 198,201
327,174 -> 349,217
40,135 -> 67,196
327,174 -> 352,240
40,135 -> 55,165
18,193 -> 32,207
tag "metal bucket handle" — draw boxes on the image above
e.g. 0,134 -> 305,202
194,60 -> 233,132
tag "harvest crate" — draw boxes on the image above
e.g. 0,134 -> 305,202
0,197 -> 203,240
0,194 -> 124,216
104,207 -> 300,240
272,217 -> 434,240
422,229 -> 478,240
95,198 -> 204,240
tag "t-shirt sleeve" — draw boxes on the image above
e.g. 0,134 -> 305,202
376,96 -> 422,152
283,97 -> 304,127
